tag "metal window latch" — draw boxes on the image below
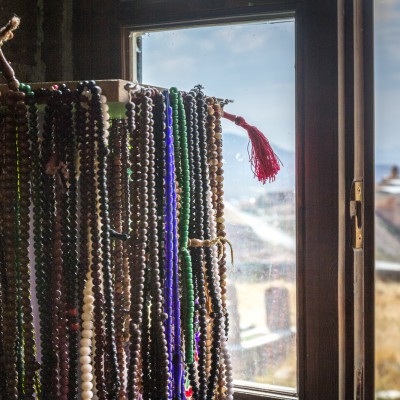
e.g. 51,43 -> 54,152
350,181 -> 363,249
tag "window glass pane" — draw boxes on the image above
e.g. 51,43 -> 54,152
140,20 -> 296,389
375,1 -> 400,397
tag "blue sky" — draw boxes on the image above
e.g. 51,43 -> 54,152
375,0 -> 400,164
142,2 -> 400,166
141,20 -> 295,153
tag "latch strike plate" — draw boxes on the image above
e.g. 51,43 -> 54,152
350,181 -> 363,249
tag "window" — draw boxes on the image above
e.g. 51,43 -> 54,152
374,1 -> 400,397
138,20 -> 296,390
117,1 -> 375,399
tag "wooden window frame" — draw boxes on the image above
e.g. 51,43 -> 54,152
74,1 -> 375,399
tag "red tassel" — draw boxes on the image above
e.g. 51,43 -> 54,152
222,110 -> 282,184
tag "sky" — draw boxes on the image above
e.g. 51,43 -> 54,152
375,0 -> 400,164
141,20 -> 295,153
141,1 -> 400,166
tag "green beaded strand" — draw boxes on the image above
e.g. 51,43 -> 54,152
170,87 -> 195,364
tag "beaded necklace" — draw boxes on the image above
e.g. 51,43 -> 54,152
126,90 -> 144,400
208,99 -> 234,400
184,90 -> 209,400
162,90 -> 180,399
50,88 -> 69,399
15,87 -> 39,399
136,89 -> 153,399
77,82 -> 108,399
147,90 -> 170,399
75,88 -> 96,400
170,87 -> 191,400
2,90 -> 20,400
156,91 -> 174,400
120,119 -> 132,346
109,119 -> 128,398
0,102 -> 5,394
60,85 -> 80,400
41,89 -> 59,400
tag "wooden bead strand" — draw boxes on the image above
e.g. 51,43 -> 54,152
126,90 -> 144,400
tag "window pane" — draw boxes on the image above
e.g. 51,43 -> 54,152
140,20 -> 296,389
375,1 -> 400,398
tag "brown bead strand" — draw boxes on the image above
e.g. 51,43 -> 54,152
212,102 -> 228,326
206,98 -> 227,398
76,90 -> 91,305
53,180 -> 68,398
15,91 -> 38,399
0,107 -> 5,396
109,120 -> 127,399
120,119 -> 131,345
80,83 -> 107,400
2,90 -> 19,400
126,94 -> 144,399
53,90 -> 71,400
0,256 -> 5,397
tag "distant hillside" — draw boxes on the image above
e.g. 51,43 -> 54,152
222,133 -> 295,201
221,134 -> 397,200
376,164 -> 396,184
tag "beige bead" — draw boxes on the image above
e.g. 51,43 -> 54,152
81,329 -> 93,339
81,364 -> 93,374
80,355 -> 91,365
82,321 -> 94,330
83,304 -> 94,313
81,391 -> 94,399
80,338 -> 91,348
82,312 -> 92,322
80,346 -> 91,356
81,381 -> 94,391
84,295 -> 94,304
82,372 -> 93,382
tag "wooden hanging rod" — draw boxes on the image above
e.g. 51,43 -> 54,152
0,79 -> 233,105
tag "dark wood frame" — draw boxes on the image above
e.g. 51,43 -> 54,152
73,1 -> 375,399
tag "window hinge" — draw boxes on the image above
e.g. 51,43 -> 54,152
350,181 -> 363,249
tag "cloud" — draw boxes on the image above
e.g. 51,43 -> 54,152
375,0 -> 400,22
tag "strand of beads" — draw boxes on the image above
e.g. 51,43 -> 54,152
109,119 -> 128,398
2,90 -> 20,400
147,90 -> 170,399
194,86 -> 224,400
205,98 -> 226,399
80,270 -> 95,400
41,89 -> 58,400
75,84 -> 96,400
120,119 -> 132,350
59,85 -> 80,400
156,91 -> 174,399
126,90 -> 144,400
29,89 -> 46,400
16,87 -> 39,399
77,82 -> 108,399
94,84 -> 121,399
137,89 -> 153,399
0,99 -> 5,396
184,90 -> 209,400
53,88 -> 71,400
162,90 -> 177,399
211,100 -> 233,400
170,87 -> 191,400
48,89 -> 68,399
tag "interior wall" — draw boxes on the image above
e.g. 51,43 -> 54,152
0,0 -> 121,84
